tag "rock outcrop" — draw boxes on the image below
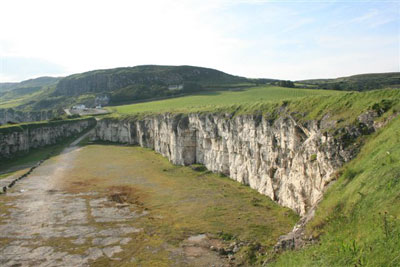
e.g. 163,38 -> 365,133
90,113 -> 371,215
0,118 -> 96,159
0,109 -> 56,125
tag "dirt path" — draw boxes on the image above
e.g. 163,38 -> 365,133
0,134 -> 145,266
0,134 -> 232,266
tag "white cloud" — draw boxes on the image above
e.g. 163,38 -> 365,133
350,9 -> 379,23
1,0 -> 244,74
0,0 -> 398,81
282,18 -> 315,33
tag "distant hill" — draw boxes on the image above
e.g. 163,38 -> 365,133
0,77 -> 60,100
297,72 -> 400,91
0,77 -> 60,92
1,65 -> 276,111
53,65 -> 258,104
1,67 -> 398,114
0,83 -> 18,92
0,77 -> 61,110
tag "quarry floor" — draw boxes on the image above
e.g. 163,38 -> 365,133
0,139 -> 297,266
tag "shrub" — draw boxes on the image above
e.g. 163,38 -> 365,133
310,154 -> 317,162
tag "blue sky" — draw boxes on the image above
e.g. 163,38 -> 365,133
0,0 -> 398,82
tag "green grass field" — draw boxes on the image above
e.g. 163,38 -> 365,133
0,93 -> 40,109
108,86 -> 342,115
0,86 -> 50,109
108,86 -> 400,138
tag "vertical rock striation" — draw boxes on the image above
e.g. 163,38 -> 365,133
91,113 -> 370,215
0,118 -> 96,159
0,109 -> 57,125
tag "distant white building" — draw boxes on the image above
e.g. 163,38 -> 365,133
72,104 -> 86,110
95,95 -> 110,105
168,84 -> 183,91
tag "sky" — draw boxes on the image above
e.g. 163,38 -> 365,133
0,0 -> 399,82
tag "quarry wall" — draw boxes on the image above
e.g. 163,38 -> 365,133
90,113 -> 374,215
0,118 -> 96,159
0,109 -> 57,125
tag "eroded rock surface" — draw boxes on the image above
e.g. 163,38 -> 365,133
0,118 -> 96,159
0,109 -> 56,125
91,113 -> 375,215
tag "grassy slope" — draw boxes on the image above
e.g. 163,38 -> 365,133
297,72 -> 400,91
109,87 -> 400,135
271,116 -> 400,266
0,87 -> 49,108
108,86 -> 341,115
0,77 -> 60,109
286,89 -> 400,124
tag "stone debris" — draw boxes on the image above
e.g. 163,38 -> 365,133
72,237 -> 86,245
0,162 -> 41,194
181,234 -> 232,266
92,237 -> 122,246
102,246 -> 123,258
120,237 -> 132,245
86,247 -> 104,261
98,226 -> 142,237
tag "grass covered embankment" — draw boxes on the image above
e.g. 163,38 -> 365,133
108,87 -> 399,132
108,85 -> 341,115
271,115 -> 400,266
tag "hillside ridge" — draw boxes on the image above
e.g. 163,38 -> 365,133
54,65 -> 254,100
298,72 -> 400,91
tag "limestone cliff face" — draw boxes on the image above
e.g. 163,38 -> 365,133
0,119 -> 95,159
0,109 -> 56,125
91,113 -> 368,215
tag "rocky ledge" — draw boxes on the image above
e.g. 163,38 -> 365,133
90,111 -> 383,216
0,118 -> 96,159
